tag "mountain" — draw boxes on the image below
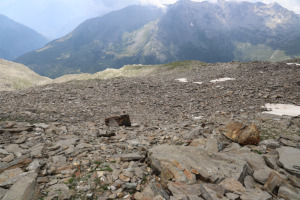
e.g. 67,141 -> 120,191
0,14 -> 48,60
0,59 -> 52,91
15,1 -> 300,78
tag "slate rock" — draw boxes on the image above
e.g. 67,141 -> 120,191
134,182 -> 169,200
240,188 -> 272,200
2,172 -> 38,200
253,168 -> 273,184
148,144 -> 249,184
278,185 -> 300,200
46,184 -> 72,200
0,157 -> 32,173
264,171 -> 289,195
219,178 -> 246,194
0,188 -> 8,199
277,146 -> 300,177
119,153 -> 145,161
259,139 -> 280,149
167,182 -> 202,197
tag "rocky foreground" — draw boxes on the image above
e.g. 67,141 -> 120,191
0,60 -> 300,200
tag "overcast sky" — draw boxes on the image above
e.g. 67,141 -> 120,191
0,0 -> 299,39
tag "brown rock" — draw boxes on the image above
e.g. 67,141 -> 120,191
119,174 -> 130,182
105,114 -> 131,127
0,157 -> 33,173
220,122 -> 260,145
264,171 -> 289,194
238,124 -> 260,145
220,122 -> 245,143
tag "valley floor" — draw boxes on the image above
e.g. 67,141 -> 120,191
0,60 -> 300,199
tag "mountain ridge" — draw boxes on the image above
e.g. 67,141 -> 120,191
0,14 -> 48,60
15,0 -> 300,78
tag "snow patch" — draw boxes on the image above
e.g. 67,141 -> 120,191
175,78 -> 188,83
262,103 -> 300,117
193,82 -> 203,85
287,63 -> 300,66
192,116 -> 203,120
210,78 -> 236,83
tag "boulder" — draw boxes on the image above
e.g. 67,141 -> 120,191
105,114 -> 131,127
220,122 -> 260,145
2,172 -> 38,200
277,146 -> 300,177
148,144 -> 250,184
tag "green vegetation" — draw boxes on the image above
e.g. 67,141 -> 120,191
100,165 -> 113,172
233,42 -> 292,62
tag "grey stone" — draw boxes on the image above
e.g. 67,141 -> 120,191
263,155 -> 279,170
277,146 -> 300,177
4,144 -> 23,154
134,182 -> 169,200
199,184 -> 228,200
259,139 -> 280,149
183,127 -> 202,140
26,159 -> 41,172
30,143 -> 44,157
119,153 -> 145,161
0,171 -> 37,187
0,188 -> 8,199
204,136 -> 219,153
243,176 -> 255,189
46,184 -> 72,200
0,149 -> 9,155
52,155 -> 67,167
125,183 -> 137,190
225,193 -> 239,200
278,185 -> 300,200
56,138 -> 78,147
2,154 -> 14,162
149,145 -> 250,184
15,135 -> 27,144
240,188 -> 272,200
2,172 -> 38,200
167,182 -> 202,197
0,167 -> 23,184
253,168 -> 273,184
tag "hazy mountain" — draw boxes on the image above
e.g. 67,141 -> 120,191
15,1 -> 300,78
0,14 -> 48,60
0,59 -> 52,91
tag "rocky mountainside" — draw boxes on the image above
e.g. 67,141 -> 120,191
0,14 -> 48,60
15,0 -> 300,78
0,59 -> 299,199
0,59 -> 52,91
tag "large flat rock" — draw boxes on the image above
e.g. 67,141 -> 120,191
148,144 -> 250,184
277,146 -> 300,177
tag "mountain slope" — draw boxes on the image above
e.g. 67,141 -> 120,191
0,59 -> 52,91
0,14 -> 48,60
15,1 -> 300,78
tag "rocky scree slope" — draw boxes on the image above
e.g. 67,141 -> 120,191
15,0 -> 300,78
0,60 -> 300,199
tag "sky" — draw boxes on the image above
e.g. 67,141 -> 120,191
0,0 -> 299,39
